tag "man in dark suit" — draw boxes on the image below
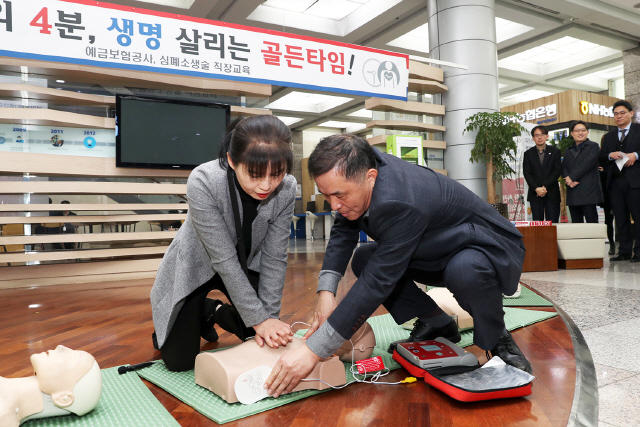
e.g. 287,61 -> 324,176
264,134 -> 530,398
523,125 -> 562,222
600,100 -> 640,262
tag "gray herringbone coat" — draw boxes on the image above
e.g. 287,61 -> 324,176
151,160 -> 296,348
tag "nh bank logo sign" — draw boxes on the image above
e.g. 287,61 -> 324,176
580,101 -> 614,117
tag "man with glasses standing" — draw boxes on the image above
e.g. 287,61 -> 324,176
563,121 -> 603,224
600,100 -> 640,262
523,125 -> 562,222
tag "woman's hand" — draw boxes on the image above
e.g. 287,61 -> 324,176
254,318 -> 293,348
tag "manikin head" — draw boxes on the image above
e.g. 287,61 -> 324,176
219,115 -> 293,201
30,345 -> 101,415
308,134 -> 378,221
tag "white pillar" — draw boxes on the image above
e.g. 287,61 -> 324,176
428,0 -> 499,200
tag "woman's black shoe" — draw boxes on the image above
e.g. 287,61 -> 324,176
201,298 -> 221,342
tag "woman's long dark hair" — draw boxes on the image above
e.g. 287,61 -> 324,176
218,115 -> 293,178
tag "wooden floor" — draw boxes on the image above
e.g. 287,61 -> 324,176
0,252 -> 576,427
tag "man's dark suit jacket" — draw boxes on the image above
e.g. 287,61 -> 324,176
600,122 -> 640,189
562,139 -> 603,206
321,151 -> 526,342
523,144 -> 562,203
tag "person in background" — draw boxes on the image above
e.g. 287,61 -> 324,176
600,100 -> 640,262
150,115 -> 297,372
523,125 -> 562,222
562,121 -> 603,223
599,135 -> 617,256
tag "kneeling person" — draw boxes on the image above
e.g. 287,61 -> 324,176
264,134 -> 531,397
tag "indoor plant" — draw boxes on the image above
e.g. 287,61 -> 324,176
463,111 -> 528,208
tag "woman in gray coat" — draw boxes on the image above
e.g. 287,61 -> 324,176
562,120 -> 604,223
151,115 -> 297,371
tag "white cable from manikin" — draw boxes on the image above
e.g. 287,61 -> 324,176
289,321 -> 406,389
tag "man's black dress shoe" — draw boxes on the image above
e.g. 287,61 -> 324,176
631,255 -> 640,263
489,331 -> 533,374
610,254 -> 631,261
608,249 -> 616,255
387,317 -> 461,354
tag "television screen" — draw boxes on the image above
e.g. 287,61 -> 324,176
116,95 -> 230,169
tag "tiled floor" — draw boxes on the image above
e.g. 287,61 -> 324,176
521,247 -> 640,427
294,238 -> 639,426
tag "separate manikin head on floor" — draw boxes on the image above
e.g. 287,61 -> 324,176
0,345 -> 102,427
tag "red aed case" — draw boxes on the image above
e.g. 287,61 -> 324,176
392,338 -> 533,402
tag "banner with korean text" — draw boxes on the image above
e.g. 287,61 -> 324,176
0,0 -> 409,100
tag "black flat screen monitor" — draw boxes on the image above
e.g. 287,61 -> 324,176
116,95 -> 230,169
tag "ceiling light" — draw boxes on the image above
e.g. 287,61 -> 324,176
276,116 -> 304,126
263,0 -> 317,13
56,80 -> 65,84
347,109 -> 373,118
499,36 -> 620,76
305,0 -> 361,21
387,23 -> 429,54
265,91 -> 353,113
29,304 -> 41,308
495,17 -> 534,43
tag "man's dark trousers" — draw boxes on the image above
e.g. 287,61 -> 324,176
530,198 -> 560,223
610,176 -> 640,256
350,242 -> 504,350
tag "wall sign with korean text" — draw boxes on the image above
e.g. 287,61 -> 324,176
0,0 -> 409,100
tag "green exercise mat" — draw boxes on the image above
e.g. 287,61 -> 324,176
425,285 -> 553,307
24,367 -> 179,427
138,308 -> 556,424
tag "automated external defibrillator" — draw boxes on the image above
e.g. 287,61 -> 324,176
392,337 -> 534,402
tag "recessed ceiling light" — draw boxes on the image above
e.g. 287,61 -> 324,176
347,108 -> 373,118
56,80 -> 65,83
266,91 -> 353,113
276,116 -> 304,126
29,304 -> 41,308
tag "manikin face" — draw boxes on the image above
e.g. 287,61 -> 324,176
315,168 -> 378,220
571,124 -> 589,144
228,154 -> 285,201
30,345 -> 95,407
614,106 -> 633,129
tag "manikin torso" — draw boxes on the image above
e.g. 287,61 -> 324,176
0,346 -> 102,427
195,322 -> 376,403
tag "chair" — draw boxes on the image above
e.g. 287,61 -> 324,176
41,223 -> 64,251
305,211 -> 318,241
291,216 -> 300,238
556,223 -> 606,269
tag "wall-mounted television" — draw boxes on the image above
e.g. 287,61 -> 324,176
116,95 -> 230,170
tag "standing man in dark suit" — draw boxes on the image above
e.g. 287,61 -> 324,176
600,100 -> 640,262
523,125 -> 562,222
263,134 -> 531,398
563,121 -> 603,223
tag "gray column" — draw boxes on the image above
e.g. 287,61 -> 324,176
428,0 -> 499,199
623,46 -> 640,118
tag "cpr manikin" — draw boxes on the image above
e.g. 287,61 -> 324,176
427,288 -> 474,330
195,322 -> 376,403
0,346 -> 102,427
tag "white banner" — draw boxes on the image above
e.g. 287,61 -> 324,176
0,123 -> 115,157
0,0 -> 409,100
